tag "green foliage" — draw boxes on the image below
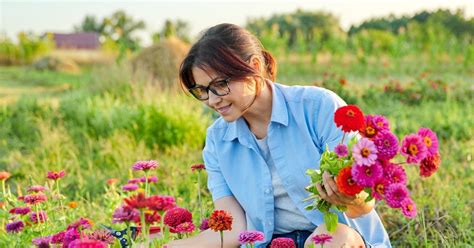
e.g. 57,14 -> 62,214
0,33 -> 52,65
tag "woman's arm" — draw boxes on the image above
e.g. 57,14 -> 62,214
165,196 -> 247,248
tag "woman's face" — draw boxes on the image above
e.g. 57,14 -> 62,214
191,66 -> 257,122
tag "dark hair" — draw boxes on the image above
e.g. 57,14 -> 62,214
179,23 -> 277,90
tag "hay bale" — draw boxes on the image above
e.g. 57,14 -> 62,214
130,37 -> 190,89
31,56 -> 80,74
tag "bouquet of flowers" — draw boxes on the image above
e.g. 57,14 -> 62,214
305,105 -> 441,232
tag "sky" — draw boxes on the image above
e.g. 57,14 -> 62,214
1,0 -> 473,46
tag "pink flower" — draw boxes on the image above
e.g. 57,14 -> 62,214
67,217 -> 93,230
400,134 -> 428,164
351,161 -> 383,187
24,193 -> 47,205
68,239 -> 107,248
370,115 -> 390,132
373,131 -> 399,160
122,183 -> 139,191
199,218 -> 209,231
417,128 -> 439,156
383,162 -> 407,185
62,228 -> 80,247
9,206 -> 31,215
27,185 -> 48,193
174,221 -> 195,234
132,160 -> 158,171
270,237 -> 296,248
385,183 -> 410,208
191,164 -> 206,172
6,221 -> 24,233
163,207 -> 193,229
47,171 -> 66,180
352,138 -> 378,166
30,211 -> 48,223
147,195 -> 176,212
419,152 -> 441,177
50,231 -> 66,244
334,144 -> 348,157
88,229 -> 115,244
128,178 -> 141,184
312,233 -> 333,245
140,175 -> 158,183
32,236 -> 52,247
400,198 -> 417,218
238,230 -> 265,245
112,205 -> 140,223
372,178 -> 389,200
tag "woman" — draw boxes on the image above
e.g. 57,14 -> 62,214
168,23 -> 391,248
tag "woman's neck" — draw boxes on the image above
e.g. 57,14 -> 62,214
243,80 -> 273,139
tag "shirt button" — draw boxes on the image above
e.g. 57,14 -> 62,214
264,188 -> 272,194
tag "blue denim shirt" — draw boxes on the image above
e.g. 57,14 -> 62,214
203,83 -> 392,247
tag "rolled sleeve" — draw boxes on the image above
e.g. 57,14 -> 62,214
203,129 -> 233,201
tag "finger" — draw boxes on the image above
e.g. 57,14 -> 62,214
323,172 -> 341,197
315,182 -> 327,200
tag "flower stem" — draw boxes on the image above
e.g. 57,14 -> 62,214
197,171 -> 203,222
220,231 -> 224,248
341,132 -> 346,144
145,171 -> 149,197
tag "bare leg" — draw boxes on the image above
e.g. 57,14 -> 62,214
304,223 -> 365,248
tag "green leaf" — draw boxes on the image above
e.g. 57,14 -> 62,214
324,212 -> 339,233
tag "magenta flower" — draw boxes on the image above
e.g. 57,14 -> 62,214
370,115 -> 390,132
30,211 -> 48,223
132,160 -> 158,171
47,170 -> 66,180
372,178 -> 389,200
6,221 -> 24,233
163,207 -> 193,229
400,197 -> 417,218
24,193 -> 47,205
67,217 -> 93,230
191,163 -> 206,172
88,229 -> 115,244
373,131 -> 399,160
270,237 -> 296,248
128,178 -> 141,184
417,128 -> 439,156
351,162 -> 383,187
112,205 -> 140,223
400,134 -> 428,164
238,230 -> 265,245
122,183 -> 139,191
32,236 -> 52,246
174,221 -> 196,234
62,228 -> 80,247
9,206 -> 31,215
312,233 -> 333,245
140,175 -> 158,183
68,239 -> 107,248
146,195 -> 176,212
50,231 -> 66,244
334,144 -> 348,157
385,183 -> 410,208
199,218 -> 209,231
27,185 -> 48,193
383,162 -> 407,185
352,138 -> 378,166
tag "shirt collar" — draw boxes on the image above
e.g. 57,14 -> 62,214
223,83 -> 289,144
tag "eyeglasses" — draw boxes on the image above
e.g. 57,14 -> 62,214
188,77 -> 231,101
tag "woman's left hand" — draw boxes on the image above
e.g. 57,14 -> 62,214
315,171 -> 364,207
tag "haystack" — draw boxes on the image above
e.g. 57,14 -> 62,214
130,37 -> 190,89
31,55 -> 80,74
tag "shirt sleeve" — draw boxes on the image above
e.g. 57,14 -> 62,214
203,128 -> 233,201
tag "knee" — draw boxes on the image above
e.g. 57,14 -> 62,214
304,223 -> 365,248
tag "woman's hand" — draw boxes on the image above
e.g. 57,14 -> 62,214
315,171 -> 373,218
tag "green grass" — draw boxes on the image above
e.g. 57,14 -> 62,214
0,55 -> 472,247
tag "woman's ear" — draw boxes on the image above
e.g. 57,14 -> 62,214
249,55 -> 263,75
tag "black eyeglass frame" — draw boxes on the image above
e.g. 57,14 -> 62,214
188,77 -> 232,101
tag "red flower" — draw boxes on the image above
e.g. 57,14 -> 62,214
106,178 -> 119,185
336,167 -> 363,196
24,193 -> 47,205
163,207 -> 193,228
0,171 -> 11,181
47,171 -> 66,180
124,193 -> 149,210
141,210 -> 161,225
334,105 -> 365,132
208,210 -> 233,232
419,152 -> 441,177
270,237 -> 296,248
191,164 -> 205,172
147,195 -> 176,212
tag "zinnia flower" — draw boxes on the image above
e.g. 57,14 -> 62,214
47,171 -> 65,180
400,134 -> 428,164
106,178 -> 119,185
372,178 -> 389,200
124,193 -> 149,210
28,185 -> 47,193
400,198 -> 417,218
417,128 -> 439,156
88,229 -> 115,244
174,221 -> 195,234
62,228 -> 80,247
208,210 -> 233,232
68,201 -> 79,209
238,230 -> 265,245
383,162 -> 407,185
6,221 -> 24,233
373,131 -> 399,160
24,193 -> 47,205
370,115 -> 390,132
67,217 -> 93,230
334,144 -> 348,157
163,207 -> 193,228
0,171 -> 11,181
32,236 -> 52,247
312,233 -> 333,245
419,152 -> 441,177
30,211 -> 48,223
142,210 -> 161,225
270,237 -> 296,248
122,183 -> 139,191
50,231 -> 66,244
68,239 -> 107,248
9,206 -> 31,215
199,218 -> 209,231
128,178 -> 141,184
385,183 -> 410,208
112,205 -> 140,223
334,105 -> 365,132
191,164 -> 206,172
352,138 -> 378,166
146,195 -> 176,212
139,175 -> 158,183
132,160 -> 158,171
351,162 -> 383,187
336,166 -> 363,196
